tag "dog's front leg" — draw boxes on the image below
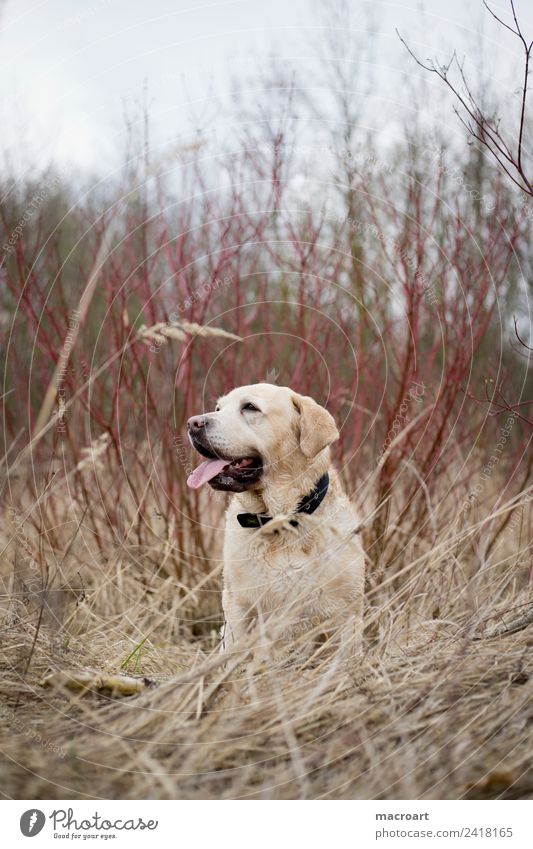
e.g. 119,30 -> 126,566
220,593 -> 251,653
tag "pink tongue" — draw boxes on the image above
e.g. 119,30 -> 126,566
187,458 -> 228,489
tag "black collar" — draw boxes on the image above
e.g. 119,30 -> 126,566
237,472 -> 330,529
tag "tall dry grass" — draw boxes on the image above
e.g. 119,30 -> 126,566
0,459 -> 532,799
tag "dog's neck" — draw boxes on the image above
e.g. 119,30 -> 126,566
234,451 -> 331,517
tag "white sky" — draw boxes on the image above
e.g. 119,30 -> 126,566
0,0 -> 531,175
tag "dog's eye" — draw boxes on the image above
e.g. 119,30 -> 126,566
241,402 -> 260,413
215,405 -> 220,412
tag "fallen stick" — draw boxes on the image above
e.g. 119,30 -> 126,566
474,605 -> 533,640
41,670 -> 151,696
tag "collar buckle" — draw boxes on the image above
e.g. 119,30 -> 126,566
237,473 -> 329,530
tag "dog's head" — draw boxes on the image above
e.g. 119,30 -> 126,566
186,383 -> 339,492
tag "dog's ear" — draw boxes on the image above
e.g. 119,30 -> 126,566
291,394 -> 339,458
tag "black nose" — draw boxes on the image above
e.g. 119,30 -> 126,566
187,415 -> 209,431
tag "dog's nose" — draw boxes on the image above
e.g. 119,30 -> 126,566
187,415 -> 209,432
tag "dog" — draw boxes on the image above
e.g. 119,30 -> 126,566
187,383 -> 364,659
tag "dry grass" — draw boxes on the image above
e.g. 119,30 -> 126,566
1,463 -> 532,801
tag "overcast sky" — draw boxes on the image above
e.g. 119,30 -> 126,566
1,0 -> 531,176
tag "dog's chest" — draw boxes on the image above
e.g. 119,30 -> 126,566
225,521 -> 352,611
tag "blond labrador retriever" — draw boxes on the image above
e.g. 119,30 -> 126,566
187,383 -> 364,658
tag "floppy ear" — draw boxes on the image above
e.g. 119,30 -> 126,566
292,394 -> 339,458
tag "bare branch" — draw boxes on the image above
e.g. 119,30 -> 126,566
514,315 -> 533,351
399,1 -> 532,196
482,0 -> 519,38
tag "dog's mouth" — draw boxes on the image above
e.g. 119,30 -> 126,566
187,439 -> 263,492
